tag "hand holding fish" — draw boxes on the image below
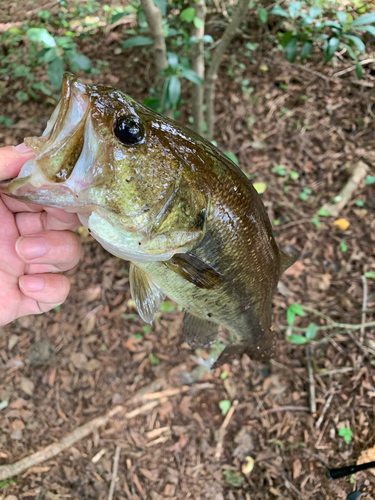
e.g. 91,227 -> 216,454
0,144 -> 82,326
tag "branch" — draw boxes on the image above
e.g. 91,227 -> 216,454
319,161 -> 369,217
190,0 -> 206,135
205,0 -> 249,141
140,0 -> 173,118
140,0 -> 168,72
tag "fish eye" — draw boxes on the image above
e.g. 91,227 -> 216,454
114,116 -> 144,145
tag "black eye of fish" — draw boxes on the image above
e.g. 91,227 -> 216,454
114,117 -> 144,145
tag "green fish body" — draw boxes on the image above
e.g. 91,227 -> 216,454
0,74 -> 296,367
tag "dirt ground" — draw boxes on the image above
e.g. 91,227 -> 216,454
1,3 -> 375,500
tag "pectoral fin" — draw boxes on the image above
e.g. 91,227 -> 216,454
129,264 -> 166,324
183,312 -> 220,348
164,253 -> 223,290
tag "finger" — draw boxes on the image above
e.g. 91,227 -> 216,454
0,145 -> 35,181
16,230 -> 81,271
16,210 -> 80,235
19,273 -> 71,314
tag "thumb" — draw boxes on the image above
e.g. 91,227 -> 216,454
0,144 -> 35,182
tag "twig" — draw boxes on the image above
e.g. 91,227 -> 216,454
306,346 -> 316,415
319,161 -> 369,217
333,58 -> 375,78
0,383 -> 213,481
296,64 -> 331,83
215,400 -> 238,459
260,406 -> 310,415
279,320 -> 375,332
205,0 -> 249,141
108,445 -> 121,500
318,367 -> 353,377
316,393 -> 334,429
0,406 -> 125,481
190,0 -> 206,135
360,275 -> 368,343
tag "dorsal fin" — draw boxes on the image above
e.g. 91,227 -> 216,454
129,264 -> 166,324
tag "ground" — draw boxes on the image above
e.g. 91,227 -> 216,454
1,3 -> 375,500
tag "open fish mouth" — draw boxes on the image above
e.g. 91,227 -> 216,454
0,74 -> 95,210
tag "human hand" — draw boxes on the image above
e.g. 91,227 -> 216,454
0,144 -> 82,326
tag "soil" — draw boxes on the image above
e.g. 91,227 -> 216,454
1,3 -> 375,500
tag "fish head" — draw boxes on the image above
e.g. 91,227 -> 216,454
0,73 -> 182,226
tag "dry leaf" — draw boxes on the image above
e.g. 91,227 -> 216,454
70,352 -> 88,369
20,377 -> 35,396
293,458 -> 302,479
357,445 -> 375,475
242,456 -> 255,475
333,218 -> 350,231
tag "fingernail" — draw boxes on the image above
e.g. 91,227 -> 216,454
13,143 -> 33,153
16,237 -> 48,260
20,276 -> 45,292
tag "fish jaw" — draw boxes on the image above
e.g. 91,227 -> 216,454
0,73 -> 96,211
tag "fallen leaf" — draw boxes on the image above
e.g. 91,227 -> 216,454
358,445 -> 375,475
70,352 -> 88,370
242,456 -> 255,474
20,377 -> 35,396
293,458 -> 302,479
333,218 -> 350,231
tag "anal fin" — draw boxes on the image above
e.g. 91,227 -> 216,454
129,264 -> 166,324
164,253 -> 223,289
183,312 -> 220,348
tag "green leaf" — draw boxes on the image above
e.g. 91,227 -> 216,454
317,208 -> 330,217
324,37 -> 340,63
219,400 -> 231,415
43,47 -> 58,64
300,40 -> 313,61
290,170 -> 299,180
68,51 -> 91,72
257,7 -> 268,23
27,27 -> 56,48
167,52 -> 178,69
166,75 -> 181,108
339,425 -> 353,444
122,36 -> 153,48
149,353 -> 160,365
306,322 -> 317,340
253,182 -> 267,194
337,11 -> 347,26
225,151 -> 239,165
299,192 -> 308,201
193,17 -> 203,29
111,11 -> 130,23
365,271 -> 375,279
345,34 -> 365,53
288,2 -> 301,19
365,175 -> 375,185
161,301 -> 175,313
181,68 -> 202,85
356,61 -> 363,79
202,34 -> 214,43
280,31 -> 293,48
309,7 -> 321,19
180,7 -> 195,23
356,25 -> 375,36
351,12 -> 375,26
288,334 -> 307,344
154,0 -> 167,15
270,6 -> 289,18
340,241 -> 348,253
323,20 -> 341,29
287,303 -> 306,325
223,470 -> 244,488
341,42 -> 357,61
48,57 -> 64,89
285,37 -> 298,62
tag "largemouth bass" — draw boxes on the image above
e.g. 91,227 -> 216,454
0,74 -> 296,367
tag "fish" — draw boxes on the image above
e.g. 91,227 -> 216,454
0,73 -> 297,367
